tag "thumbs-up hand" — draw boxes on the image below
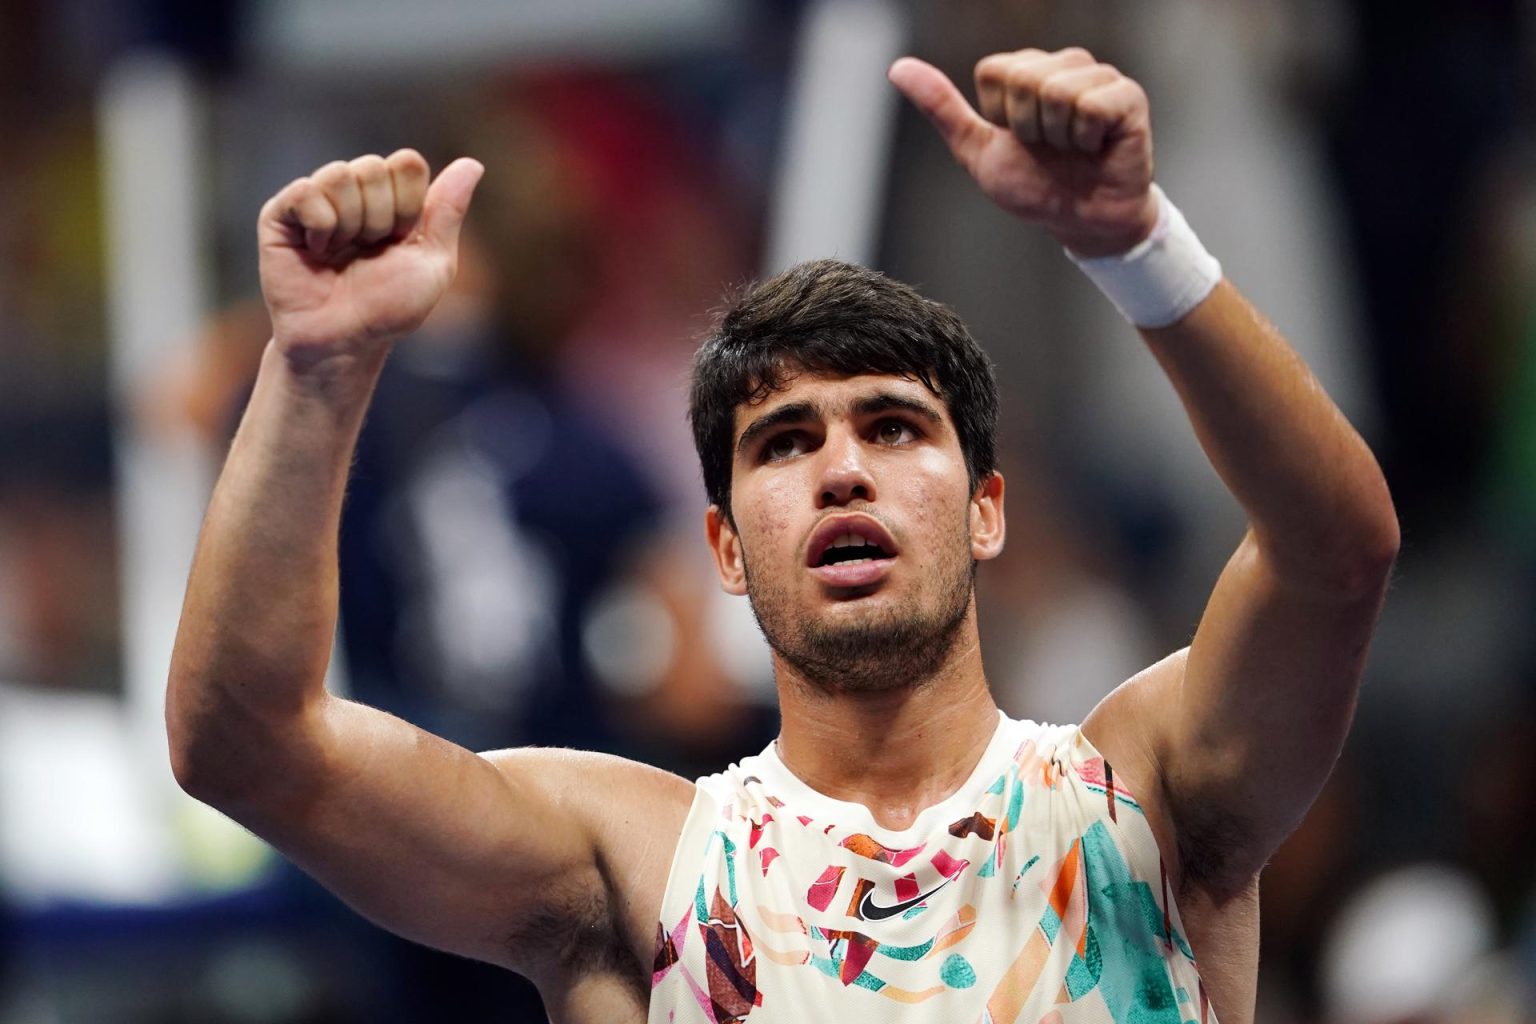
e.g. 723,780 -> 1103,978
890,49 -> 1158,258
257,149 -> 484,369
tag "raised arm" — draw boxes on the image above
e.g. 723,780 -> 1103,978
890,51 -> 1397,895
166,151 -> 691,979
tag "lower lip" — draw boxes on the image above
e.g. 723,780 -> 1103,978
809,557 -> 895,589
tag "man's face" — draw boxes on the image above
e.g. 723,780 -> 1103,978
705,370 -> 1005,692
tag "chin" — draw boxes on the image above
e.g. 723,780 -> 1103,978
744,545 -> 977,690
774,594 -> 972,692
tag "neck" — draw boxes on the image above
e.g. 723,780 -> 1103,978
771,614 -> 1000,831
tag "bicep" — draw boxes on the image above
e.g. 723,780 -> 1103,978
1158,531 -> 1388,884
222,696 -> 609,971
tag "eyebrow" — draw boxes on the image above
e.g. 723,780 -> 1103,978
734,389 -> 946,456
852,392 -> 945,426
736,400 -> 819,456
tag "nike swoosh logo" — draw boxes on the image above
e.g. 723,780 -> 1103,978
858,879 -> 952,921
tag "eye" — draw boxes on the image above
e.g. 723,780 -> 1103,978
762,432 -> 807,461
874,419 -> 917,445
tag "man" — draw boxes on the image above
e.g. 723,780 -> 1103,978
168,48 -> 1397,1024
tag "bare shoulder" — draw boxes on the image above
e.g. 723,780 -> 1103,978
479,747 -> 697,867
1080,647 -> 1198,889
480,747 -> 696,810
1082,652 -> 1260,1024
1080,648 -> 1188,816
1082,647 -> 1259,892
480,748 -> 697,987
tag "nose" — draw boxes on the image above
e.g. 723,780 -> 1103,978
815,428 -> 876,508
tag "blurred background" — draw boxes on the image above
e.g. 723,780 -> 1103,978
1,0 -> 1533,1020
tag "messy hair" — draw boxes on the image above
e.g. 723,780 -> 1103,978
689,258 -> 999,515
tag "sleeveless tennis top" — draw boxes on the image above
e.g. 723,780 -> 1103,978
648,712 -> 1214,1024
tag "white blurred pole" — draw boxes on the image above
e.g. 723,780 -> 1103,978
763,0 -> 907,274
98,54 -> 214,784
252,0 -> 741,69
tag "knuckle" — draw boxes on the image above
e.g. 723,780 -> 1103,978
295,194 -> 334,227
975,53 -> 1009,84
1081,65 -> 1117,90
266,179 -> 302,211
351,154 -> 388,179
388,149 -> 429,178
1039,75 -> 1075,106
1109,81 -> 1146,116
1005,64 -> 1043,96
1076,93 -> 1110,120
1058,46 -> 1094,64
313,160 -> 349,184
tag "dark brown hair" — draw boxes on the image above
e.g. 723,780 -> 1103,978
689,258 -> 999,515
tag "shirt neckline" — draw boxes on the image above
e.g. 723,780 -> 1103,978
753,709 -> 1020,845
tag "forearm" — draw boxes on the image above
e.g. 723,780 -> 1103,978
887,47 -> 1396,582
1139,280 -> 1399,591
167,340 -> 390,796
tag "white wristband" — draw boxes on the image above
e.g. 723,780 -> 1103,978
1067,185 -> 1222,329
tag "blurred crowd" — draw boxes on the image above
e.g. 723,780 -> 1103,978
0,0 -> 1533,1021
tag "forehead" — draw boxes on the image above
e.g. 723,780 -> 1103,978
731,371 -> 951,440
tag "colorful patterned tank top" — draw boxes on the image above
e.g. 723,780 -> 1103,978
648,712 -> 1214,1024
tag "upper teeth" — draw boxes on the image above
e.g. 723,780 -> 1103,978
831,534 -> 874,548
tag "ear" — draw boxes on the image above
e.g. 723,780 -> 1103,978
969,471 -> 1006,561
705,504 -> 749,595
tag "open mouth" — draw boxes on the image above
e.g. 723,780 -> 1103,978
805,517 -> 900,576
815,534 -> 894,567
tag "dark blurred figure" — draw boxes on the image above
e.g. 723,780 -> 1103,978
1326,0 -> 1527,537
201,83 -> 662,1023
163,72 -> 776,1021
334,89 -> 660,758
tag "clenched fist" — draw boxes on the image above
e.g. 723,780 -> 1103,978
257,149 -> 484,369
889,48 -> 1157,257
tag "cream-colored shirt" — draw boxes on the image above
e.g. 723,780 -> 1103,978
649,712 -> 1213,1023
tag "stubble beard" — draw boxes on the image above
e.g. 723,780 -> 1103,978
742,527 -> 977,694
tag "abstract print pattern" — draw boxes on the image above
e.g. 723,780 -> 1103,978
652,831 -> 763,1024
649,717 -> 1214,1024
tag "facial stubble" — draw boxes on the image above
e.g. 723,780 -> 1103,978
741,514 -> 977,694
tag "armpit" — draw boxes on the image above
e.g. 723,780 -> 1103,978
503,867 -> 646,997
1171,793 -> 1260,899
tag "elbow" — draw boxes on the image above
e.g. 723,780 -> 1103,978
1258,489 -> 1400,600
165,680 -> 199,794
168,716 -> 281,811
1330,500 -> 1401,600
1365,506 -> 1401,576
164,670 -> 267,808
165,646 -> 230,802
166,704 -> 230,805
169,755 -> 221,811
166,667 -> 217,800
1348,482 -> 1401,592
168,742 -> 212,802
166,667 -> 328,812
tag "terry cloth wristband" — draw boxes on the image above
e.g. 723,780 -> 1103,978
1067,185 -> 1222,329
